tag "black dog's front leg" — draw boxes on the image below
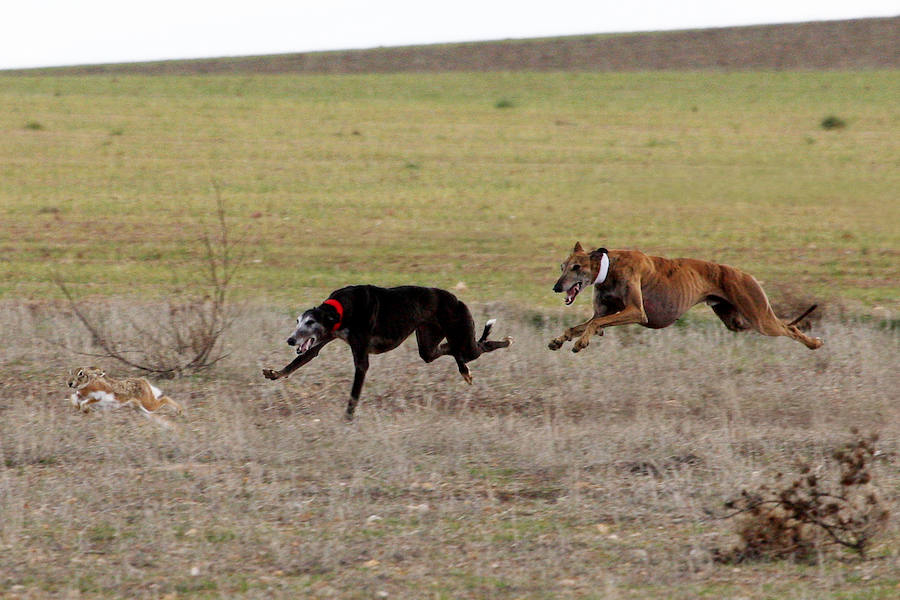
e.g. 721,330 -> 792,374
262,343 -> 325,380
345,344 -> 370,420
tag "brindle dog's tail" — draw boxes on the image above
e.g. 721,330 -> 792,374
788,304 -> 818,327
478,319 -> 497,344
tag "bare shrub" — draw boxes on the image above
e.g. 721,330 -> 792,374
820,115 -> 847,130
55,184 -> 243,376
716,430 -> 890,562
767,282 -> 827,329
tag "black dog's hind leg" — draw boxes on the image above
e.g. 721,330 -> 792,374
415,324 -> 447,362
477,320 -> 512,353
415,323 -> 474,384
262,343 -> 326,380
441,313 -> 511,384
345,344 -> 369,420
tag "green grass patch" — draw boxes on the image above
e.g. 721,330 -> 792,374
0,71 -> 897,310
204,528 -> 237,543
86,522 -> 117,543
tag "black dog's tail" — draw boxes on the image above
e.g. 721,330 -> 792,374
788,304 -> 818,326
478,318 -> 497,343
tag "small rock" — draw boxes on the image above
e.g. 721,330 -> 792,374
689,547 -> 711,563
630,549 -> 649,563
366,515 -> 383,524
190,565 -> 200,576
363,559 -> 380,568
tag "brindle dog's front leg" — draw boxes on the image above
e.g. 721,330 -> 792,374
548,321 -> 591,350
572,305 -> 647,353
262,343 -> 326,380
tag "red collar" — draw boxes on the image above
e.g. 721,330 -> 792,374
322,299 -> 344,331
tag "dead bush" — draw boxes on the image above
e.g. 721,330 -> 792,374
767,282 -> 827,330
55,184 -> 244,376
716,430 -> 889,562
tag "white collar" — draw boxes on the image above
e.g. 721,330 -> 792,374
593,252 -> 610,285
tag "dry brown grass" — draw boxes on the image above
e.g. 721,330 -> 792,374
1,300 -> 898,598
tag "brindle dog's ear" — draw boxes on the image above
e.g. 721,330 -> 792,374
573,241 -> 584,253
590,247 -> 608,258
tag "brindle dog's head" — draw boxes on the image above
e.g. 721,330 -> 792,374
552,242 -> 608,305
286,305 -> 341,354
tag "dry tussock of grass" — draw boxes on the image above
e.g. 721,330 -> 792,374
1,300 -> 898,598
718,431 -> 890,563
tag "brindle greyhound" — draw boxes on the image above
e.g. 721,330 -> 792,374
262,285 -> 511,419
550,242 -> 823,353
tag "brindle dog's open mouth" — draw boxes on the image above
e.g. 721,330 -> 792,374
565,282 -> 583,305
297,337 -> 316,354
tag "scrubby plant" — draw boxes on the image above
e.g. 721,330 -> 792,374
820,115 -> 846,130
716,429 -> 889,562
55,182 -> 244,376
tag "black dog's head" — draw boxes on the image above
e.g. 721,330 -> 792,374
287,305 -> 341,354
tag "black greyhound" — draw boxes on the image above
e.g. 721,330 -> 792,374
262,285 -> 511,419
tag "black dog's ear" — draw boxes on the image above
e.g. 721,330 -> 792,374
319,304 -> 340,326
590,247 -> 608,258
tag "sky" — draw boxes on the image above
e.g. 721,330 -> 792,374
2,1 -> 897,70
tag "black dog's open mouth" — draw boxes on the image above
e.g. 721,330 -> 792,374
565,282 -> 582,305
296,337 -> 316,354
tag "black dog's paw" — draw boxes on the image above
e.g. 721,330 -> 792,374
262,369 -> 280,380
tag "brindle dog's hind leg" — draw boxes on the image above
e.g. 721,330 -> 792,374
708,298 -> 750,332
719,271 -> 823,349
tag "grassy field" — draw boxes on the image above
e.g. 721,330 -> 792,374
1,71 -> 898,309
1,302 -> 898,598
0,69 -> 898,598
